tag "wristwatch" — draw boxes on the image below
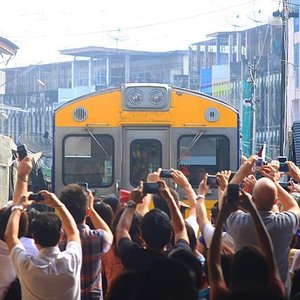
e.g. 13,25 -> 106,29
196,194 -> 205,200
125,200 -> 137,209
11,205 -> 24,212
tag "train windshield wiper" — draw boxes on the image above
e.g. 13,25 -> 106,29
177,130 -> 205,164
85,126 -> 110,158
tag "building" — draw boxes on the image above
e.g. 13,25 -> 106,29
189,24 -> 283,158
0,47 -> 188,142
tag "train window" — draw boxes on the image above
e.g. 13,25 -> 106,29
130,139 -> 162,187
177,135 -> 230,188
62,135 -> 114,187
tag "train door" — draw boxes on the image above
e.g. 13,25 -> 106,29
122,127 -> 170,190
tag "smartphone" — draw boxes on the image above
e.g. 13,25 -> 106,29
160,169 -> 173,178
207,175 -> 218,188
229,172 -> 237,182
77,182 -> 89,190
28,193 -> 44,202
278,156 -> 289,172
17,144 -> 28,161
143,182 -> 160,194
227,184 -> 239,204
255,157 -> 263,170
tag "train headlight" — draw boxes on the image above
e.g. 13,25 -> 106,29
149,89 -> 164,105
128,89 -> 143,105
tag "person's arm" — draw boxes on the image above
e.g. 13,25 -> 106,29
275,182 -> 300,216
195,175 -> 210,232
136,170 -> 160,216
208,193 -> 235,300
5,195 -> 33,253
230,155 -> 257,185
116,183 -> 144,245
261,165 -> 300,216
287,161 -> 300,182
216,170 -> 231,210
12,156 -> 32,204
171,168 -> 197,218
159,180 -> 189,244
87,190 -> 113,241
238,190 -> 280,280
39,190 -> 81,245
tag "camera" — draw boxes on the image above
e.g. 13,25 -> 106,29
227,184 -> 239,204
143,182 -> 160,194
160,169 -> 173,178
17,144 -> 28,161
28,193 -> 44,202
77,182 -> 89,190
278,156 -> 289,173
207,175 -> 218,188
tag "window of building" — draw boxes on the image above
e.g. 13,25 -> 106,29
63,135 -> 114,187
130,139 -> 162,187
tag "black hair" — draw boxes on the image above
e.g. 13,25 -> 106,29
141,209 -> 172,249
0,206 -> 28,241
31,212 -> 62,247
103,195 -> 120,214
86,201 -> 114,229
230,245 -> 269,291
168,248 -> 204,290
112,208 -> 143,249
60,183 -> 88,224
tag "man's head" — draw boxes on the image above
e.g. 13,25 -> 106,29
60,183 -> 88,224
31,212 -> 62,247
231,245 -> 269,292
252,177 -> 277,211
141,209 -> 172,250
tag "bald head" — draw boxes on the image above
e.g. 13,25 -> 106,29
252,178 -> 277,211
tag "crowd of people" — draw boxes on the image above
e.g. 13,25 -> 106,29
1,154 -> 300,299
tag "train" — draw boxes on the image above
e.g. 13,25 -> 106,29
53,83 -> 240,203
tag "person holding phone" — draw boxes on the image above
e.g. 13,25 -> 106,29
116,180 -> 190,272
208,188 -> 285,300
5,191 -> 82,300
226,156 -> 299,294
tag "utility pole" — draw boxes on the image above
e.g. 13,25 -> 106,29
246,59 -> 257,154
273,0 -> 298,155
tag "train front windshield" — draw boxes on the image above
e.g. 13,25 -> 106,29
62,134 -> 114,187
178,135 -> 230,187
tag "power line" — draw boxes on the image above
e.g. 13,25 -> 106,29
6,0 -> 259,40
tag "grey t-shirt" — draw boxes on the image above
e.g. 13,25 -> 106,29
226,210 -> 298,289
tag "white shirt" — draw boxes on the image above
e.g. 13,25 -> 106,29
202,222 -> 235,250
0,240 -> 16,300
20,237 -> 39,256
10,241 -> 82,300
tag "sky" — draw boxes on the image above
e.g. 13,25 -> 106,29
0,0 -> 280,68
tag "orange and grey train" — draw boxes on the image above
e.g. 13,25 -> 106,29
53,83 -> 240,207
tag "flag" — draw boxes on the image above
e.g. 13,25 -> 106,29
256,143 -> 266,161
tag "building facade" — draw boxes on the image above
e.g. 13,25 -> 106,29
189,25 -> 283,158
0,47 -> 189,143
